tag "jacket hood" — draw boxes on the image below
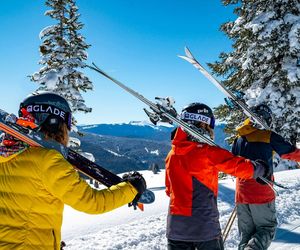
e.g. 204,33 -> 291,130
171,127 -> 199,155
236,118 -> 258,136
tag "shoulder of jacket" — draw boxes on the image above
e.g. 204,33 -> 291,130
245,129 -> 271,143
27,147 -> 64,159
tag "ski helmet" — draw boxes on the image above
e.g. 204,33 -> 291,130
251,104 -> 272,127
19,92 -> 72,130
180,102 -> 215,129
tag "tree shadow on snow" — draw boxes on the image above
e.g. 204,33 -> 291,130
217,184 -> 235,205
273,227 -> 300,244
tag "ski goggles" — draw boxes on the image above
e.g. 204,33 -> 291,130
181,111 -> 215,129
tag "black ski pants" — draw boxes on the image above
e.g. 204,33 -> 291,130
167,238 -> 224,250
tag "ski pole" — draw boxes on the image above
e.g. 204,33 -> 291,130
222,205 -> 237,243
259,176 -> 288,189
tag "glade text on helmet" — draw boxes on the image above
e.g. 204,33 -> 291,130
181,111 -> 212,126
26,104 -> 67,121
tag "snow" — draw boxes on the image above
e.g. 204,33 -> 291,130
39,25 -> 55,39
80,124 -> 98,129
150,149 -> 159,156
106,149 -> 123,157
61,169 -> 300,249
245,11 -> 276,34
129,120 -> 156,127
129,120 -> 174,129
80,121 -> 174,129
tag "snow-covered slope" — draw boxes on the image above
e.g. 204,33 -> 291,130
62,169 -> 300,250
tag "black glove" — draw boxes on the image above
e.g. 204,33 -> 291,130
122,171 -> 147,208
252,159 -> 272,185
122,171 -> 147,194
60,241 -> 66,250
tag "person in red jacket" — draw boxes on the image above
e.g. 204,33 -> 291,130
232,104 -> 300,250
165,102 -> 271,250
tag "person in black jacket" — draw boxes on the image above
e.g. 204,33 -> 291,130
232,104 -> 300,250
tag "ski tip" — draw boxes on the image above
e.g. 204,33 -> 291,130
184,46 -> 194,59
178,55 -> 185,59
87,63 -> 108,77
178,55 -> 195,64
137,203 -> 144,211
85,63 -> 96,70
91,62 -> 99,68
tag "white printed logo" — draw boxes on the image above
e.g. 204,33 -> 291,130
181,111 -> 211,125
26,105 -> 66,120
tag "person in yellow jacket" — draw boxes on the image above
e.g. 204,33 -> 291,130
0,92 -> 147,250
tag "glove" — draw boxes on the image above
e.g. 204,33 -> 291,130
122,171 -> 147,208
122,171 -> 147,194
252,159 -> 272,185
60,241 -> 66,250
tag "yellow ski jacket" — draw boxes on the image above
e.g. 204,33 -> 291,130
0,147 -> 137,250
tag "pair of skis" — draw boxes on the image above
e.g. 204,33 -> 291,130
178,47 -> 289,190
0,110 -> 155,209
86,64 -> 218,147
86,62 -> 285,191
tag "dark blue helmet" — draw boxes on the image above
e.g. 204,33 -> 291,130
19,92 -> 72,130
180,102 -> 215,129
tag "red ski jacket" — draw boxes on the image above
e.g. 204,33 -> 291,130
165,127 -> 255,242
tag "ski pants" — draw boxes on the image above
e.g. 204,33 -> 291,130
167,238 -> 224,250
237,202 -> 277,250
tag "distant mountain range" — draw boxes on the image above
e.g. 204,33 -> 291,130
79,121 -> 174,141
75,121 -> 229,174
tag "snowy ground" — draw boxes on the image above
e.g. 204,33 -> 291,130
62,169 -> 300,250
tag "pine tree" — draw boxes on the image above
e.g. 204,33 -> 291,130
209,0 -> 300,145
31,0 -> 92,127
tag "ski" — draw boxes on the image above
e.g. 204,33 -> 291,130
222,205 -> 237,243
86,63 -> 288,190
0,109 -> 155,206
179,47 -> 271,130
86,63 -> 218,147
178,47 -> 292,189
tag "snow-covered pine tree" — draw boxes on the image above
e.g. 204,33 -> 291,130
31,0 -> 92,130
209,0 -> 300,148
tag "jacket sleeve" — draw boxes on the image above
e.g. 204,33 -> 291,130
40,149 -> 138,214
207,145 -> 254,179
270,132 -> 300,162
281,149 -> 300,162
270,132 -> 296,156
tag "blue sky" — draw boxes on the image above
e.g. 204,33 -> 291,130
0,0 -> 237,124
